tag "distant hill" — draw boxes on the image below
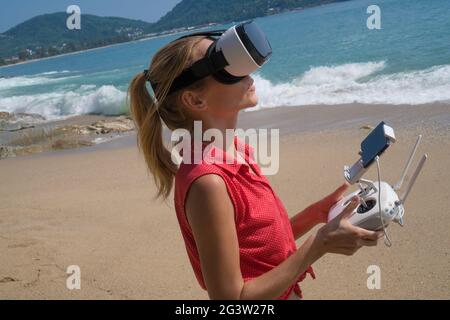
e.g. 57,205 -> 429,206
0,13 -> 154,64
153,0 -> 349,31
0,0 -> 350,66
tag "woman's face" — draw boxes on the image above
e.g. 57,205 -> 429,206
185,38 -> 258,116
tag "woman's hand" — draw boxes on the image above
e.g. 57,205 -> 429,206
315,196 -> 383,256
314,182 -> 351,224
290,182 -> 352,240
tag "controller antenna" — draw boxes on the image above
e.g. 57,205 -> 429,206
396,154 -> 428,206
394,135 -> 422,190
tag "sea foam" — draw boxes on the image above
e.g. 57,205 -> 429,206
253,62 -> 450,108
1,62 -> 450,120
0,85 -> 126,119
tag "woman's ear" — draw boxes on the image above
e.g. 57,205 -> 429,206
181,90 -> 207,112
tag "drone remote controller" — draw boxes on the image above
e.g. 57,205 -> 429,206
327,122 -> 428,244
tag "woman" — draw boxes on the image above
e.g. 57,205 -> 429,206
128,34 -> 382,300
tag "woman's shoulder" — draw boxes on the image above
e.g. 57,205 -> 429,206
174,161 -> 244,222
174,161 -> 230,198
176,161 -> 225,183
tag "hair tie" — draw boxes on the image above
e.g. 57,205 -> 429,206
143,69 -> 150,81
143,69 -> 158,92
142,69 -> 162,118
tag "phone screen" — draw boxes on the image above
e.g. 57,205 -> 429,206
361,122 -> 390,168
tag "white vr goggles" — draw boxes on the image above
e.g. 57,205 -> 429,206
148,20 -> 272,95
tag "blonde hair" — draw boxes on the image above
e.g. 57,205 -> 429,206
128,36 -> 206,199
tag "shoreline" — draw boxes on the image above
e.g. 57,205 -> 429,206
0,34 -> 175,71
0,37 -> 156,70
0,25 -> 218,71
1,102 -> 449,160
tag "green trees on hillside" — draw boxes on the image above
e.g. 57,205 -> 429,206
0,0 -> 348,66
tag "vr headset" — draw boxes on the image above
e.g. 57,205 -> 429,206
149,20 -> 272,95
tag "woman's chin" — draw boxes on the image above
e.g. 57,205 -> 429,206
244,94 -> 259,109
240,100 -> 258,110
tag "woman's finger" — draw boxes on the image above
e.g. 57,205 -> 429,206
326,182 -> 350,203
356,227 -> 381,241
333,182 -> 350,197
336,196 -> 360,220
359,238 -> 378,247
333,247 -> 357,256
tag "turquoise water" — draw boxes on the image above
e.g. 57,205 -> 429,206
0,0 -> 449,119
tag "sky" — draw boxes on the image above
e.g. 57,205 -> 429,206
0,0 -> 183,32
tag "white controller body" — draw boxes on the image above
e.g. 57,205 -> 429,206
327,181 -> 404,231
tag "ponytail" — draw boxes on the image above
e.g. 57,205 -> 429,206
128,72 -> 177,199
128,36 -> 207,199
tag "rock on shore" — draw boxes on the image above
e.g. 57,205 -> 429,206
0,113 -> 135,159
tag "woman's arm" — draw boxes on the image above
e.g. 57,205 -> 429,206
289,204 -> 323,240
290,182 -> 350,240
186,175 -> 380,300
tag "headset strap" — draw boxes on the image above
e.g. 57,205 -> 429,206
175,30 -> 226,41
153,47 -> 228,95
151,29 -> 228,95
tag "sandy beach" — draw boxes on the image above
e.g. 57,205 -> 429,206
0,103 -> 449,299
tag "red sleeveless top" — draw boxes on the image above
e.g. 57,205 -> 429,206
174,135 -> 315,299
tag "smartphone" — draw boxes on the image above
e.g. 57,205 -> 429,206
361,121 -> 396,168
344,121 -> 396,184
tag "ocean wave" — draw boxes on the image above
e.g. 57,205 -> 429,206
1,62 -> 449,119
38,70 -> 71,75
254,62 -> 450,107
0,73 -> 79,91
0,75 -> 60,90
0,85 -> 127,120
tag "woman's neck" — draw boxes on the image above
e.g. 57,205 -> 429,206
200,111 -> 239,153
